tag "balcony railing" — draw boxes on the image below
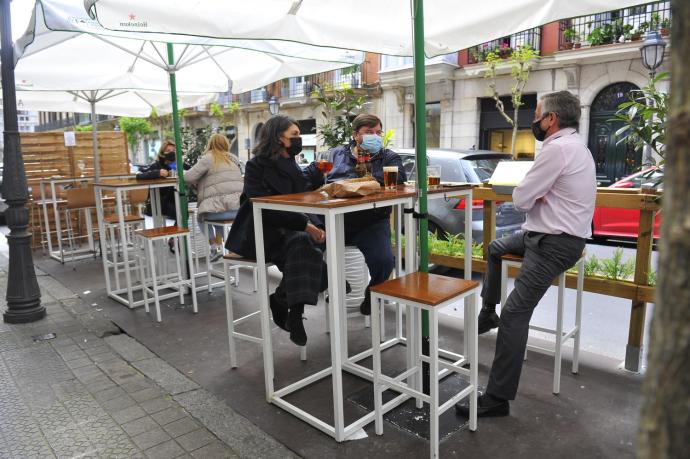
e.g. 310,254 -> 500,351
468,27 -> 541,64
280,65 -> 365,99
232,87 -> 268,105
558,1 -> 670,50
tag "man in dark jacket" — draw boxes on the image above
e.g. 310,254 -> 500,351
303,113 -> 407,315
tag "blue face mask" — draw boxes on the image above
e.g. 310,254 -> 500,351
360,134 -> 383,153
169,162 -> 177,170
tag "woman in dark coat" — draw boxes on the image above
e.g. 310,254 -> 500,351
136,139 -> 178,221
226,115 -> 326,346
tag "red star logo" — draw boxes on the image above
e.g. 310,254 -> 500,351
128,13 -> 136,20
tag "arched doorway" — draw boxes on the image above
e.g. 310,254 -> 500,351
588,82 -> 641,186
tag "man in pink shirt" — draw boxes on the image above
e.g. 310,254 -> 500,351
457,91 -> 596,418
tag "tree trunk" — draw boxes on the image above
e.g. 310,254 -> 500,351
638,2 -> 690,457
511,105 -> 519,159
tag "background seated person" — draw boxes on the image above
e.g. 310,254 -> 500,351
303,113 -> 407,315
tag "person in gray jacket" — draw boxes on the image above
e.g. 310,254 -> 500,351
185,134 -> 243,261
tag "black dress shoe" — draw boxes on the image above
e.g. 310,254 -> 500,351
455,393 -> 509,418
360,287 -> 371,316
269,294 -> 289,331
288,308 -> 307,346
477,309 -> 500,335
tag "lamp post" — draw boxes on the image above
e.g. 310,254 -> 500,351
268,96 -> 280,116
1,0 -> 45,323
639,30 -> 666,166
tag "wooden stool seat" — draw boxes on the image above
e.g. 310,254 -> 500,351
136,226 -> 189,239
501,253 -> 524,263
206,219 -> 234,225
222,252 -> 256,264
370,272 -> 480,306
104,214 -> 145,224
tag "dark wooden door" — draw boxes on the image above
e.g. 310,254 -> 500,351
588,82 -> 641,186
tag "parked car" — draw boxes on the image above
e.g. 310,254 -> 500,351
592,166 -> 662,240
397,149 -> 525,242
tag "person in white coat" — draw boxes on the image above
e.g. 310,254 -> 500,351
184,134 -> 243,261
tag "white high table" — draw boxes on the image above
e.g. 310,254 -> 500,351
38,175 -> 131,263
93,177 -> 181,308
251,183 -> 474,441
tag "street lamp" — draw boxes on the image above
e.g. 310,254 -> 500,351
268,96 -> 280,116
638,30 -> 667,166
640,30 -> 666,78
1,0 -> 45,323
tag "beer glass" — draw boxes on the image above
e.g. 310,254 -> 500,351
383,166 -> 399,190
427,165 -> 441,189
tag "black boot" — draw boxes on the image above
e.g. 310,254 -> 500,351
477,308 -> 500,335
360,286 -> 371,316
455,393 -> 509,418
269,293 -> 289,331
288,304 -> 307,346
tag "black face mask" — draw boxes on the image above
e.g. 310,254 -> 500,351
286,136 -> 303,157
531,115 -> 548,142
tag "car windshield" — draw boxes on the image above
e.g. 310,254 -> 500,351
462,158 -> 502,182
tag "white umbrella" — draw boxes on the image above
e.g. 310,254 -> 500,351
16,0 -> 364,212
86,0 -> 652,57
17,0 -> 364,94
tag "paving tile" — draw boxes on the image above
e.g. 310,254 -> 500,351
111,404 -> 147,424
131,387 -> 162,403
120,377 -> 154,394
162,416 -> 199,438
100,393 -> 137,412
176,429 -> 215,452
59,349 -> 89,361
65,357 -> 93,369
140,397 -> 175,414
190,441 -> 239,459
131,427 -> 172,451
151,407 -> 187,426
84,376 -> 117,393
93,386 -> 127,402
144,439 -> 186,459
121,416 -> 160,436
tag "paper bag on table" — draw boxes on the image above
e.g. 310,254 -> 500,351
321,177 -> 381,198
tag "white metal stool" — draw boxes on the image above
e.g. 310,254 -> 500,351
204,218 -> 247,292
135,226 -> 198,322
222,253 -> 306,368
187,207 -> 226,293
500,252 -> 586,394
371,272 -> 480,459
103,214 -> 145,291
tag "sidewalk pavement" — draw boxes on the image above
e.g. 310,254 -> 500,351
0,254 -> 297,459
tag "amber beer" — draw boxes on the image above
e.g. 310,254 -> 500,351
383,166 -> 398,190
427,165 -> 441,189
427,176 -> 441,188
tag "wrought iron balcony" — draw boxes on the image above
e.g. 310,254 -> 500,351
558,1 -> 670,50
468,27 -> 541,64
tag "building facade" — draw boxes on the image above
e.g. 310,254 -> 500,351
178,1 -> 672,186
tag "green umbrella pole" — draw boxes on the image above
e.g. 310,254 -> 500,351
167,43 -> 189,228
413,0 -> 431,394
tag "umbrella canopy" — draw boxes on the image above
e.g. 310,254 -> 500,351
16,0 -> 364,220
14,88 -> 214,117
86,0 -> 652,57
17,0 -> 364,94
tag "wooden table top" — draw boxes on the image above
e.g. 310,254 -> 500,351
252,185 -> 417,209
94,178 -> 177,188
251,184 -> 474,209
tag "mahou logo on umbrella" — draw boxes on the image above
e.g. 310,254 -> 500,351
120,13 -> 147,28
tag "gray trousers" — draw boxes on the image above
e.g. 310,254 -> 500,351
482,231 -> 586,400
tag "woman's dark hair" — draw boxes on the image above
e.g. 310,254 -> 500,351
253,115 -> 298,160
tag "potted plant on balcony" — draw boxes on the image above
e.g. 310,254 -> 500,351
498,42 -> 512,59
660,17 -> 670,37
563,28 -> 578,49
650,12 -> 661,32
587,26 -> 606,46
622,23 -> 634,42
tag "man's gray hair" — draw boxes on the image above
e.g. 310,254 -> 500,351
541,91 -> 581,129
